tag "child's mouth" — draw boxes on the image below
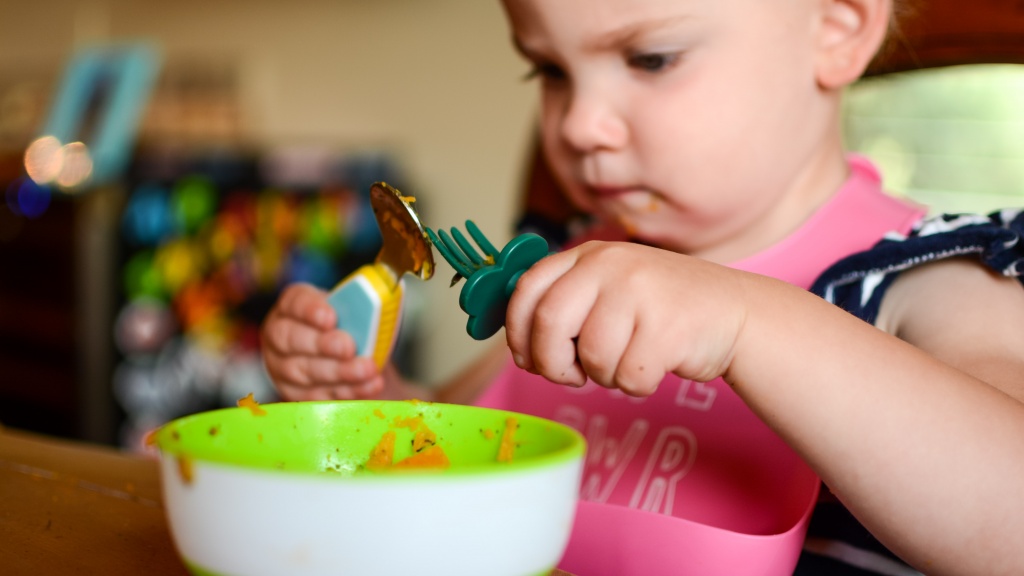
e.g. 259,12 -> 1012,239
589,184 -> 640,197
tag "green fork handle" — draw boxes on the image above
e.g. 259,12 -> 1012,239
459,233 -> 549,340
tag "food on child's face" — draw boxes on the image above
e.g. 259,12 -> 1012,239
237,392 -> 267,416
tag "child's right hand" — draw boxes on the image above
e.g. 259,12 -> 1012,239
260,283 -> 384,400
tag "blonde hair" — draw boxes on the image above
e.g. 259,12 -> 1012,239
879,0 -> 917,58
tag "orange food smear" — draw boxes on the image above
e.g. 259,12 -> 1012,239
412,428 -> 437,452
366,431 -> 396,470
373,409 -> 386,420
393,445 -> 450,469
177,455 -> 194,484
392,415 -> 423,430
481,429 -> 495,440
497,417 -> 519,463
364,413 -> 450,471
237,392 -> 267,416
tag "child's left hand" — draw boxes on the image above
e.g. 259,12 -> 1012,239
505,241 -> 750,395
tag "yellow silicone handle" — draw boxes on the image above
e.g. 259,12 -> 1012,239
372,269 -> 403,368
326,263 -> 404,369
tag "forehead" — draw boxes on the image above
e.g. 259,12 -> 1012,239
501,0 -> 808,48
501,0 -> 702,36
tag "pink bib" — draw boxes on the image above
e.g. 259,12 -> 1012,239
476,156 -> 926,575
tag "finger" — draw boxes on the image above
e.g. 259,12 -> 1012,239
614,323 -> 666,397
506,249 -> 581,371
276,283 -> 336,329
527,265 -> 598,387
275,355 -> 377,387
327,375 -> 385,400
276,381 -> 336,401
576,296 -> 635,388
262,317 -> 328,357
355,376 -> 386,398
261,315 -> 358,359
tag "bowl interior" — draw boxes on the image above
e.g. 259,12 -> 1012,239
154,399 -> 584,477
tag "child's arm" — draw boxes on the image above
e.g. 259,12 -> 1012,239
506,241 -> 1024,575
261,282 -> 506,403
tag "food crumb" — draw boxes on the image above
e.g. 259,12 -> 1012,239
366,431 -> 397,470
393,445 -> 449,469
237,392 -> 267,416
177,456 -> 194,484
497,418 -> 519,463
481,428 -> 495,440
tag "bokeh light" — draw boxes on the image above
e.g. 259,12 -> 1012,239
5,176 -> 51,219
114,297 -> 176,356
123,251 -> 165,300
122,183 -> 174,245
155,238 -> 206,294
24,135 -> 64,184
55,141 -> 94,190
172,177 -> 216,234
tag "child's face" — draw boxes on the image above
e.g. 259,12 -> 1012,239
503,0 -> 842,260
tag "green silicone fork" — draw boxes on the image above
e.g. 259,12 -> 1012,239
426,221 -> 549,340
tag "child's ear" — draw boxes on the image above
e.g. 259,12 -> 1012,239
814,0 -> 892,89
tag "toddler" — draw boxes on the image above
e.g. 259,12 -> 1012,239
261,0 -> 1024,574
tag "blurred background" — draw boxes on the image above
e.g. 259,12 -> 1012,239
0,0 -> 537,448
4,0 -> 1024,451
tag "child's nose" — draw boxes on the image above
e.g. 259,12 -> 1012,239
558,88 -> 628,152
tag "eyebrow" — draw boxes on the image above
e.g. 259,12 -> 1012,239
511,15 -> 692,61
584,15 -> 692,51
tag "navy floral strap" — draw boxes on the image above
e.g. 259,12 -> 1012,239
810,209 -> 1024,324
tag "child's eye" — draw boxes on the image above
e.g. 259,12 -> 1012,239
626,52 -> 680,73
522,62 -> 567,82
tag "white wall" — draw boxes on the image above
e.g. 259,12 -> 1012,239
0,0 -> 538,385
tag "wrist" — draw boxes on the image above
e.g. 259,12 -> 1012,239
377,364 -> 434,401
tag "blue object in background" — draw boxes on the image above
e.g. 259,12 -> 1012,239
122,183 -> 174,246
40,42 -> 160,189
6,177 -> 51,219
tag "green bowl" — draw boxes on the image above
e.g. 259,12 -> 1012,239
154,400 -> 585,576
